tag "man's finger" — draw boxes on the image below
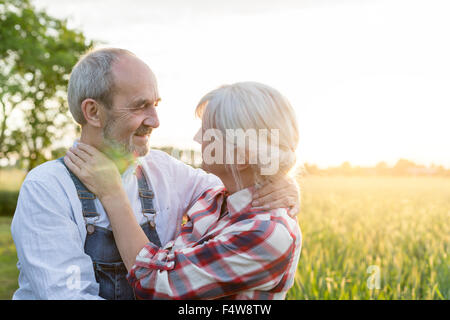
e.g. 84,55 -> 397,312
252,191 -> 276,207
288,204 -> 300,218
253,183 -> 291,201
254,192 -> 296,208
252,186 -> 294,207
261,198 -> 294,210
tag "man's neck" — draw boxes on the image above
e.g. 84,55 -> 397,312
102,147 -> 136,175
79,129 -> 136,175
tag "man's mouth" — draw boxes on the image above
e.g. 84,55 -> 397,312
134,128 -> 152,137
133,129 -> 152,145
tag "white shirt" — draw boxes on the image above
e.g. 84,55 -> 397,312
10,148 -> 222,299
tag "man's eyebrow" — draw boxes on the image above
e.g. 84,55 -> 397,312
127,97 -> 161,109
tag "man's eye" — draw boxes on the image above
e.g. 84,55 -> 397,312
136,104 -> 148,110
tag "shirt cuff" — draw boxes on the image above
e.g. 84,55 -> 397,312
127,242 -> 176,282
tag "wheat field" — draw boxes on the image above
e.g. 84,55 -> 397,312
0,175 -> 449,299
286,176 -> 450,300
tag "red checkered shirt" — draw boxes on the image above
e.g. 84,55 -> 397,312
127,185 -> 302,300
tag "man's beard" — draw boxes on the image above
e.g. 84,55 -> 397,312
102,117 -> 152,158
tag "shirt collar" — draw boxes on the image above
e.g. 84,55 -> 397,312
226,185 -> 256,218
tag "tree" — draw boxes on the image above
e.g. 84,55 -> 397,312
375,161 -> 389,175
0,0 -> 93,171
393,159 -> 417,175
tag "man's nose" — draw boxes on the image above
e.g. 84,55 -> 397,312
143,107 -> 160,128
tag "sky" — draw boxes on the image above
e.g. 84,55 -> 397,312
33,0 -> 450,168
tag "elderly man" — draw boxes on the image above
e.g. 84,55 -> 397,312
11,48 -> 300,300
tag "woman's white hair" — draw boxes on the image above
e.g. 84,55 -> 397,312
196,81 -> 299,189
67,48 -> 135,125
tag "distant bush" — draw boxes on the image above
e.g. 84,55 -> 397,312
0,191 -> 19,217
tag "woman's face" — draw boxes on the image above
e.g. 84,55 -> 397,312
193,125 -> 229,179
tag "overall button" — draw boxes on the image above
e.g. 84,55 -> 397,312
86,224 -> 95,234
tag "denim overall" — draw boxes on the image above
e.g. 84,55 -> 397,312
59,158 -> 161,300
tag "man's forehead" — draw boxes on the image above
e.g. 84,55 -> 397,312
110,55 -> 159,102
112,54 -> 157,84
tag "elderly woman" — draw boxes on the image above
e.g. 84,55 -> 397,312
65,82 -> 302,299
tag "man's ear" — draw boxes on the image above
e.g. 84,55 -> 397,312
81,99 -> 103,128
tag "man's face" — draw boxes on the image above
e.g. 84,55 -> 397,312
101,55 -> 160,157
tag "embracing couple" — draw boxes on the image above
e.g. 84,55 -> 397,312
11,48 -> 302,300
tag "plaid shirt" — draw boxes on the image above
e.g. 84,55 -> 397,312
127,185 -> 302,300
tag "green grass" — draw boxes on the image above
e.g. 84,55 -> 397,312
0,217 -> 19,300
0,175 -> 449,299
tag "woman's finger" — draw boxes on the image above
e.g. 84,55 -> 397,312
66,150 -> 85,169
70,146 -> 91,162
77,142 -> 99,156
64,155 -> 81,175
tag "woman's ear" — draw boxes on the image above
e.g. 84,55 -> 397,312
81,98 -> 103,128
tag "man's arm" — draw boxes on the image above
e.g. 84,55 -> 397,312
173,157 -> 300,216
11,180 -> 103,300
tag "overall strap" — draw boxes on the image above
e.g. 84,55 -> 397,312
136,165 -> 162,247
58,157 -> 100,223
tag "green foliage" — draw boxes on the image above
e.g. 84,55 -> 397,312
0,0 -> 93,171
0,217 -> 19,299
0,168 -> 24,216
0,190 -> 18,217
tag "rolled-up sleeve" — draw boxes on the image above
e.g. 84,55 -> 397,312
11,180 -> 103,300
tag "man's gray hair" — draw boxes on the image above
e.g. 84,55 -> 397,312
67,48 -> 135,125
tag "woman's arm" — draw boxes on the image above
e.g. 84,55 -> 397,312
100,191 -> 149,271
64,143 -> 150,271
127,216 -> 296,300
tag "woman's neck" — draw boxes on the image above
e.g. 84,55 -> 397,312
221,168 -> 256,195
